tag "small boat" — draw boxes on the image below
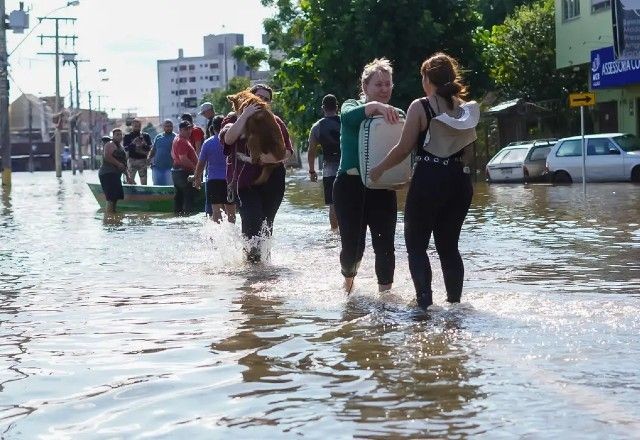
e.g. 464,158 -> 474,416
87,182 -> 205,212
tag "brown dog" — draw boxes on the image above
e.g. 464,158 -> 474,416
227,90 -> 287,185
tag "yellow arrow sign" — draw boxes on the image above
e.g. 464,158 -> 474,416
569,92 -> 596,108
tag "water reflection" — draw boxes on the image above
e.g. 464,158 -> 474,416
0,172 -> 639,438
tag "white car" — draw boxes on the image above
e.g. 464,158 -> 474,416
486,140 -> 555,183
546,133 -> 640,183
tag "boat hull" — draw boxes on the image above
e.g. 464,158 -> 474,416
88,182 -> 205,213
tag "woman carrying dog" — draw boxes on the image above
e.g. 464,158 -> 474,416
369,52 -> 479,309
334,58 -> 404,293
220,84 -> 293,262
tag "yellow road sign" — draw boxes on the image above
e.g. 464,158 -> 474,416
569,92 -> 596,108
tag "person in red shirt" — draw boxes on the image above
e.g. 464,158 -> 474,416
171,121 -> 199,214
180,113 -> 205,156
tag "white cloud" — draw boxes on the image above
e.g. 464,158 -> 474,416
6,0 -> 274,116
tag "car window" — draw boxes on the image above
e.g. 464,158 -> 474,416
489,149 -> 509,164
587,138 -> 619,155
529,146 -> 551,161
499,148 -> 529,163
556,140 -> 582,157
613,134 -> 640,152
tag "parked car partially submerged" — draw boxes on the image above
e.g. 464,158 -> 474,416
545,133 -> 640,183
486,139 -> 556,183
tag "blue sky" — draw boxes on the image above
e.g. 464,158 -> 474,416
6,0 -> 274,116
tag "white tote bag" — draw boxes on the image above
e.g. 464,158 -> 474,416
358,116 -> 411,189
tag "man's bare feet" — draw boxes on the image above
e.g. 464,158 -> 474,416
343,277 -> 355,294
378,283 -> 392,292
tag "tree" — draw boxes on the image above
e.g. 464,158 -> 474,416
481,0 -> 586,101
261,0 -> 485,142
201,76 -> 251,115
231,46 -> 269,80
478,0 -> 538,27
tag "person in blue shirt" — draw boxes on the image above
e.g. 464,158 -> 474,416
193,115 -> 236,223
148,119 -> 176,185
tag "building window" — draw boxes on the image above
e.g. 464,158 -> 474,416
591,0 -> 610,13
179,65 -> 186,71
210,63 -> 219,69
189,89 -> 196,95
171,67 -> 177,72
562,0 -> 580,20
204,63 -> 208,67
189,77 -> 196,82
189,64 -> 195,70
178,90 -> 188,96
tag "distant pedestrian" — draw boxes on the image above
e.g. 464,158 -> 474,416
148,119 -> 176,185
308,94 -> 341,230
123,119 -> 152,185
171,121 -> 198,214
193,115 -> 236,223
180,113 -> 205,156
99,128 -> 133,213
199,102 -> 216,137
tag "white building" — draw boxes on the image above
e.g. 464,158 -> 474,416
157,34 -> 247,126
9,94 -> 53,142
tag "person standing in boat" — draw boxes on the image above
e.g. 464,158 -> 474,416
171,121 -> 199,214
369,52 -> 479,310
333,58 -> 403,293
123,119 -> 153,185
148,119 -> 176,186
308,94 -> 341,230
99,128 -> 133,213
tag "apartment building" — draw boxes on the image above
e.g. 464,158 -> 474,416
157,34 -> 247,125
556,0 -> 640,134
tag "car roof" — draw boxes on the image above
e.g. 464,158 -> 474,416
558,133 -> 627,141
499,139 -> 556,151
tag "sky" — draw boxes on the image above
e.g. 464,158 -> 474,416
6,0 -> 274,117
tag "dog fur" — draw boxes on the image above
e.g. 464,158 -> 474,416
227,90 -> 287,185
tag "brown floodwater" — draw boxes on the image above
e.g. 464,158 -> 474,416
0,171 -> 639,438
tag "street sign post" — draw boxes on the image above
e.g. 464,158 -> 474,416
569,92 -> 596,194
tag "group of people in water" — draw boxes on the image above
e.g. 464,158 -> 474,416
99,51 -> 477,310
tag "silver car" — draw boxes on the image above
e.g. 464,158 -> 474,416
546,133 -> 640,183
486,139 -> 556,183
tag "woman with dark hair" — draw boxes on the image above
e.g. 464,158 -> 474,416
220,85 -> 293,262
370,52 -> 480,309
98,128 -> 133,213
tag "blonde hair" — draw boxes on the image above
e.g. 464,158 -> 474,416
360,58 -> 393,98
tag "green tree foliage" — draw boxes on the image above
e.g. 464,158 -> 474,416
478,0 -> 538,27
261,0 -> 485,142
201,76 -> 252,116
481,0 -> 586,101
231,45 -> 269,79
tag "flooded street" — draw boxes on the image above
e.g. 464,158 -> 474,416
1,171 -> 639,439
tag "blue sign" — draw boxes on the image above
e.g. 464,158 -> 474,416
591,46 -> 640,88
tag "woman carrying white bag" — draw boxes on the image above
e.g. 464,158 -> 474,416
333,58 -> 406,294
370,52 -> 480,310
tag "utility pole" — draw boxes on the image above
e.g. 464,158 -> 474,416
28,99 -> 33,172
63,56 -> 88,174
88,90 -> 94,169
37,16 -> 77,177
0,0 -> 11,186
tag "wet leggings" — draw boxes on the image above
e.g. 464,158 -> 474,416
404,162 -> 473,306
333,174 -> 397,285
237,164 -> 285,261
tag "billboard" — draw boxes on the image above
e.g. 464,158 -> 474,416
613,0 -> 640,59
591,46 -> 640,88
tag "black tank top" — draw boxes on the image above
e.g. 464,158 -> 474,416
416,98 -> 464,159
